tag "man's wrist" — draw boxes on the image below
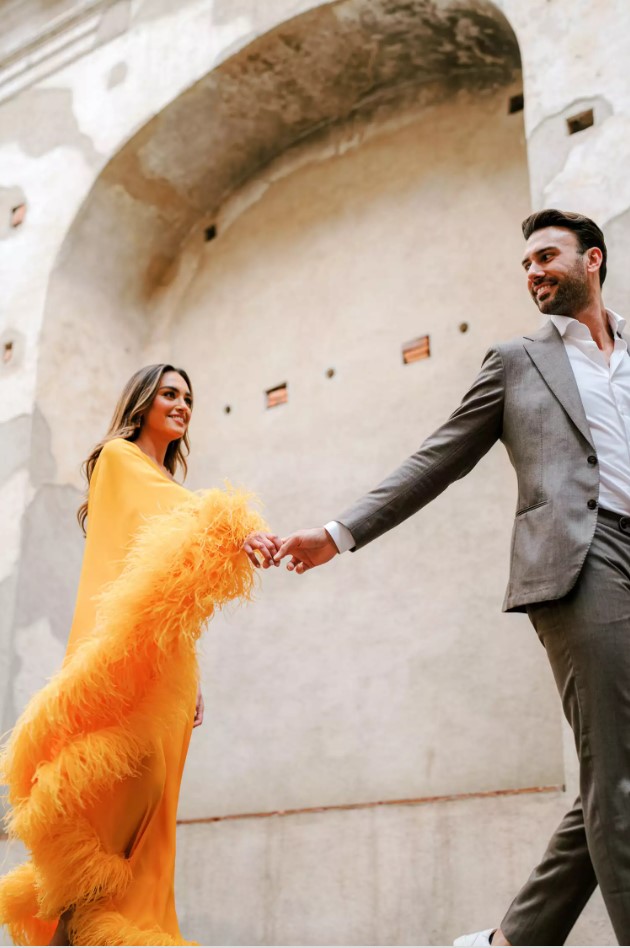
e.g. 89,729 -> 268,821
324,521 -> 355,554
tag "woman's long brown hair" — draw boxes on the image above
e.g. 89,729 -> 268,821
77,364 -> 193,534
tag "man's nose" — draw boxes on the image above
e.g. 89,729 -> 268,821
528,261 -> 544,283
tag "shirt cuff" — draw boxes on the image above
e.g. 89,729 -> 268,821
324,521 -> 355,554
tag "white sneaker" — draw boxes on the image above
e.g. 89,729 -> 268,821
453,929 -> 495,946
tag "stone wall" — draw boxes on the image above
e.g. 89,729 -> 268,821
2,0 -> 629,944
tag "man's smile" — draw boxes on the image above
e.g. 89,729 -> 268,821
533,280 -> 557,300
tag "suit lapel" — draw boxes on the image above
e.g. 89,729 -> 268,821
523,320 -> 594,447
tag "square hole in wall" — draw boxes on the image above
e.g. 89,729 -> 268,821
266,383 -> 288,408
402,336 -> 430,364
10,204 -> 26,228
567,109 -> 594,135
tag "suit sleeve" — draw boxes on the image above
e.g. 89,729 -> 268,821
337,347 -> 505,549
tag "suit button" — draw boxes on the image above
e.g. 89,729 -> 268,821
587,455 -> 597,465
587,499 -> 598,510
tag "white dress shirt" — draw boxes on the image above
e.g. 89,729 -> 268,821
325,518 -> 355,554
549,310 -> 630,516
326,309 -> 630,551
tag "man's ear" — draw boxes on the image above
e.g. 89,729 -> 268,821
586,246 -> 603,275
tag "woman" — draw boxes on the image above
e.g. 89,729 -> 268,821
0,364 -> 279,946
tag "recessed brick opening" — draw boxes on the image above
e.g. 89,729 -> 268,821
567,109 -> 594,135
10,204 -> 26,228
402,336 -> 430,364
266,383 -> 288,408
508,93 -> 524,114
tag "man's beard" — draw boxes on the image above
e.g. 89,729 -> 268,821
533,262 -> 590,316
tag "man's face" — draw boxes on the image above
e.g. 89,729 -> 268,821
521,226 -> 590,316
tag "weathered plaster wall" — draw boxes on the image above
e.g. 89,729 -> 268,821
0,790 -> 616,946
159,84 -> 557,819
173,790 -> 615,946
2,0 -> 630,945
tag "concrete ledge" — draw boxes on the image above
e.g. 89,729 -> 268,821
1,786 -> 613,945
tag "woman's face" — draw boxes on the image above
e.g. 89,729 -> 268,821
143,371 -> 193,441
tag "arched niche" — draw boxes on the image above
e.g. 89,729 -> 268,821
36,0 -> 522,484
16,0 -> 557,819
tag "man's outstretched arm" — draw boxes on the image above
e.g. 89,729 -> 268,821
275,348 -> 505,573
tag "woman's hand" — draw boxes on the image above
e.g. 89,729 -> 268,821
193,683 -> 204,728
243,531 -> 282,569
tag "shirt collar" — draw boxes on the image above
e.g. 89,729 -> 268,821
550,310 -> 626,339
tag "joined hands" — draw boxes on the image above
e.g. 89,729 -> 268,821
243,528 -> 338,573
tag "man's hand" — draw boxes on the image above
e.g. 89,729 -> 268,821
193,683 -> 204,728
274,528 -> 339,573
243,531 -> 282,568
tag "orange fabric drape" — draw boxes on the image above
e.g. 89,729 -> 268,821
0,439 -> 265,946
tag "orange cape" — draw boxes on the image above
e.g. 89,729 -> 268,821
0,439 -> 265,945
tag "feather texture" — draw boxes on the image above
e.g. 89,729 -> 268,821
0,486 -> 265,945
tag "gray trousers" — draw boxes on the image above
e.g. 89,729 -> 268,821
501,509 -> 630,945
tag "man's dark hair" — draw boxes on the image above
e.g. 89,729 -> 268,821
521,208 -> 607,285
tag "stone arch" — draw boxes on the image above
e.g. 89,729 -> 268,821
36,0 -> 523,480
16,0 -> 553,825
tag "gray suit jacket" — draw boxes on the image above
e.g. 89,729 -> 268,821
338,320 -> 602,612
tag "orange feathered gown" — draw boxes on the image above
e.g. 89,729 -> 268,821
0,439 -> 265,946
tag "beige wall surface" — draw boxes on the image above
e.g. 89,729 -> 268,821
0,791 -> 616,946
166,85 -> 560,820
3,0 -> 630,944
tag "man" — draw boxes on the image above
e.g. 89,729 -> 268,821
272,210 -> 630,945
